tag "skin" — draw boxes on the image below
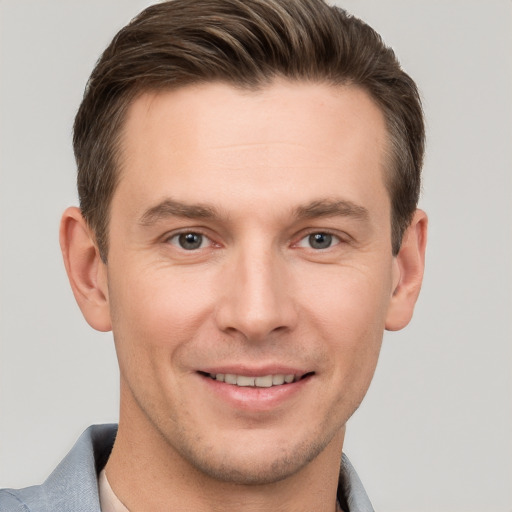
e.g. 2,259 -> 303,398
60,80 -> 427,511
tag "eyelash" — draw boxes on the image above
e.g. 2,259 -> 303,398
165,230 -> 215,251
294,231 -> 344,251
164,229 -> 346,252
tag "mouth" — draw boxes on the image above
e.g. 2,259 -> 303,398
198,371 -> 314,388
197,368 -> 315,411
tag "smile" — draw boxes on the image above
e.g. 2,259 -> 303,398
209,373 -> 296,387
198,370 -> 315,410
206,372 -> 313,388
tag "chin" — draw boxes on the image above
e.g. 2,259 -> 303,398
170,427 -> 337,486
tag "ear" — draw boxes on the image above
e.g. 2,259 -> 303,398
385,209 -> 428,331
59,206 -> 112,332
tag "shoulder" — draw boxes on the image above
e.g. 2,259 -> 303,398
0,424 -> 118,512
0,486 -> 42,511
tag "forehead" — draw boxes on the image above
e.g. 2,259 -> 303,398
114,80 -> 390,215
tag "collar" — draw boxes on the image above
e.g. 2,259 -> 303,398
1,424 -> 373,512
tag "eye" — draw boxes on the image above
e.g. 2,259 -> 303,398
297,232 -> 340,250
168,232 -> 209,250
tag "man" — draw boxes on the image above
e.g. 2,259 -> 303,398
0,0 -> 427,510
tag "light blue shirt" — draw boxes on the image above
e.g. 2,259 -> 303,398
0,424 -> 374,511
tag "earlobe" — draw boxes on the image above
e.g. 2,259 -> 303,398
385,209 -> 428,331
59,207 -> 112,332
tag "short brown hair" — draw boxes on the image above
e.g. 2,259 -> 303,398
74,0 -> 424,260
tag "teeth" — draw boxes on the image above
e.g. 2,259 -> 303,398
210,373 -> 298,387
254,375 -> 273,387
272,374 -> 285,385
237,375 -> 255,387
224,374 -> 237,384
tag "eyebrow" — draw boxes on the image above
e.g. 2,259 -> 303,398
138,197 -> 369,226
294,199 -> 369,221
139,199 -> 220,226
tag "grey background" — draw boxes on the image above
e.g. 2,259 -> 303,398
1,1 -> 511,510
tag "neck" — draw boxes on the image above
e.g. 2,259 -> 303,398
105,385 -> 345,512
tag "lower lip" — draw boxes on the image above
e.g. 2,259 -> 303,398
199,374 -> 312,412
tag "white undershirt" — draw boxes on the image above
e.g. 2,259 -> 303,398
98,469 -> 130,512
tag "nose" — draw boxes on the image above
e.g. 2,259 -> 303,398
214,243 -> 298,341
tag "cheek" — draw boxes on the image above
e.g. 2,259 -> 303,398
316,280 -> 386,418
303,264 -> 391,337
107,265 -> 217,382
112,264 -> 213,333
300,265 -> 390,386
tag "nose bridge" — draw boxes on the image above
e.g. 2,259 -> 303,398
216,235 -> 296,340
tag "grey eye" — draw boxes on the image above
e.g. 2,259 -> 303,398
177,232 -> 204,250
308,233 -> 333,249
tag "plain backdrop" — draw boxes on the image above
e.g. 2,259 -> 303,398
0,1 -> 511,511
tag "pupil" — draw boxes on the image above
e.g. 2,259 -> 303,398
179,233 -> 202,250
309,233 -> 332,249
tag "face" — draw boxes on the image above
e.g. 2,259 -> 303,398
104,81 -> 399,484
